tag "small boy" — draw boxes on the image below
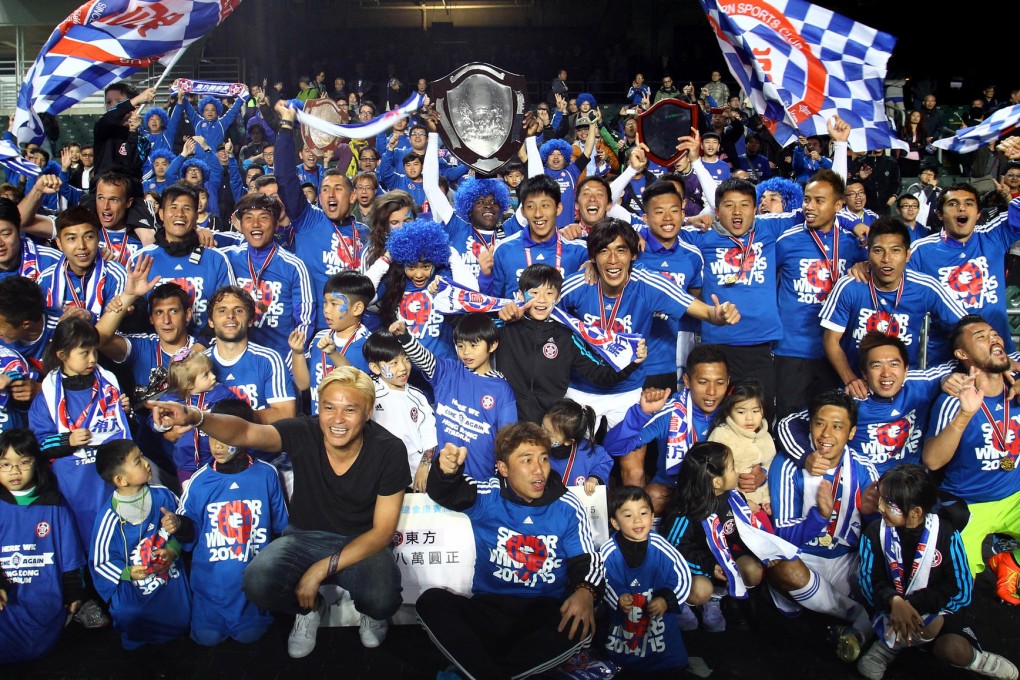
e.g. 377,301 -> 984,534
480,175 -> 589,299
90,439 -> 191,650
0,275 -> 61,383
392,313 -> 516,481
496,263 -> 645,423
143,149 -> 174,196
170,399 -> 289,646
39,205 -> 127,321
501,161 -> 525,216
290,270 -> 373,415
363,332 -> 437,492
600,486 -> 692,673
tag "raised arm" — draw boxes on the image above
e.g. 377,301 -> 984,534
148,399 -> 283,453
422,113 -> 454,225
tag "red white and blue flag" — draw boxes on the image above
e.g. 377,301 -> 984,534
3,0 -> 242,176
700,0 -> 906,152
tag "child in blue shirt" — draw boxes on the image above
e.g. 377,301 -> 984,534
542,398 -> 613,493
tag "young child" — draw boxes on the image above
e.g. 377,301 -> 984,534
659,442 -> 765,633
362,331 -> 437,492
143,148 -> 174,196
290,270 -> 374,415
542,398 -> 612,494
170,399 -> 288,646
29,317 -> 132,548
857,464 -> 1018,680
392,313 -> 517,482
39,206 -> 127,322
0,429 -> 86,663
708,380 -> 777,517
90,439 -> 191,650
159,349 -> 234,484
599,486 -> 692,673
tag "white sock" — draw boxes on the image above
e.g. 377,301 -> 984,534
789,570 -> 869,632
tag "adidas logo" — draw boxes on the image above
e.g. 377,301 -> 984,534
996,404 -> 1004,411
536,254 -> 545,261
523,516 -> 534,525
547,337 -> 554,343
630,579 -> 640,587
375,404 -> 384,410
226,373 -> 235,380
174,264 -> 183,271
661,261 -> 669,268
890,410 -> 900,417
229,482 -> 239,490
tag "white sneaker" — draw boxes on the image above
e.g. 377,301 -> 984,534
359,614 -> 388,648
288,599 -> 326,658
970,651 -> 1020,680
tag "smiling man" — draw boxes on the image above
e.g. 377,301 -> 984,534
149,366 -> 409,656
417,422 -> 604,680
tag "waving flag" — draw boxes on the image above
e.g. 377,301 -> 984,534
933,104 -> 1020,154
293,92 -> 426,141
700,0 -> 906,152
2,0 -> 242,176
433,278 -> 643,371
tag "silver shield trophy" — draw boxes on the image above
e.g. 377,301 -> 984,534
432,63 -> 527,175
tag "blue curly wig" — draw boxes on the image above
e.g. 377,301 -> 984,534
755,177 -> 803,213
453,177 -> 511,219
143,107 -> 169,131
198,96 -> 223,117
539,138 -> 574,166
149,148 -> 175,164
181,157 -> 211,184
576,92 -> 597,110
386,218 -> 450,267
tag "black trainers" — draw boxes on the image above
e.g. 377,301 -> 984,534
74,599 -> 111,629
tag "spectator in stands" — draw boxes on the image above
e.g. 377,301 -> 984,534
792,136 -> 833,185
920,94 -> 946,143
853,150 -> 901,215
549,69 -> 569,106
704,70 -> 730,106
627,73 -> 651,108
654,74 -> 681,103
296,76 -> 319,102
897,111 -> 927,178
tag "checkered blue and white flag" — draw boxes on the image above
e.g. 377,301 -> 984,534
933,104 -> 1020,154
700,0 -> 906,152
1,0 -> 242,177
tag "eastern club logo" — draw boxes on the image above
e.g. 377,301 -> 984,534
245,280 -> 274,321
723,246 -> 755,277
215,500 -> 253,556
410,407 -> 419,423
164,277 -> 197,303
932,549 -> 943,568
399,291 -> 433,332
36,521 -> 51,538
804,260 -> 834,295
722,518 -> 736,536
504,534 -> 549,582
392,530 -> 403,547
456,289 -> 498,313
481,394 -> 495,410
621,592 -> 651,650
543,342 -> 558,359
875,418 -> 910,450
947,261 -> 984,306
865,311 -> 901,337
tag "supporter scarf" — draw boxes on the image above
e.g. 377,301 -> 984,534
872,513 -> 940,648
432,277 -> 642,370
294,92 -> 426,141
170,78 -> 247,98
18,236 -> 44,280
40,368 -> 129,441
46,256 -> 108,317
703,491 -> 798,598
802,448 -> 862,548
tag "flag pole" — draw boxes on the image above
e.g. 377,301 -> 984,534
151,46 -> 188,92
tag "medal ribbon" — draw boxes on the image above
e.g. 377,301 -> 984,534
821,459 -> 843,544
246,244 -> 278,296
597,277 -> 628,336
561,443 -> 579,484
807,228 -> 839,298
101,229 -> 130,266
727,228 -> 756,281
192,391 -> 207,465
868,274 -> 905,321
56,376 -> 102,431
471,228 -> 496,252
525,234 -> 562,271
979,394 -> 1010,452
334,221 -> 362,269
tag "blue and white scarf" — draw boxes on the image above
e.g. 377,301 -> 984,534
872,513 -> 939,648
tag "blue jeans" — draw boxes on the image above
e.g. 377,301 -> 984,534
242,526 -> 402,618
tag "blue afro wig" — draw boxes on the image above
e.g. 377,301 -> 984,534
149,148 -> 175,164
539,138 -> 574,166
181,157 -> 211,184
755,177 -> 803,213
143,107 -> 169,131
386,218 -> 451,267
576,93 -> 597,110
453,177 -> 511,219
198,96 -> 223,117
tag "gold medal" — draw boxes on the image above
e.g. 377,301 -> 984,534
818,534 -> 833,547
724,274 -> 738,285
256,300 -> 269,315
1001,457 -> 1015,472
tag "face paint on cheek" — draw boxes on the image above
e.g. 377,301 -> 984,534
523,291 -> 534,304
329,293 -> 350,317
380,364 -> 394,379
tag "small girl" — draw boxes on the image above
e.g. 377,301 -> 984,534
708,380 -> 776,517
0,429 -> 86,664
158,349 -> 234,484
856,464 -> 1018,680
659,442 -> 766,634
542,399 -> 613,495
29,317 -> 132,547
599,485 -> 692,673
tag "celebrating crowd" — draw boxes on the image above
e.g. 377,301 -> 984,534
0,65 -> 1018,680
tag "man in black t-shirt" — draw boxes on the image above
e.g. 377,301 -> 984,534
150,366 -> 409,658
